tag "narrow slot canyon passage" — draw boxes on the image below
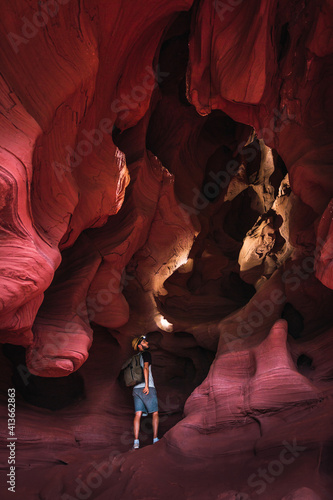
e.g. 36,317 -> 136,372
0,1 -> 333,499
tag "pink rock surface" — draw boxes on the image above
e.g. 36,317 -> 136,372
0,1 -> 333,499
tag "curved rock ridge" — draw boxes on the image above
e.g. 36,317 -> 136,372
0,0 -> 196,352
187,0 -> 333,291
0,1 -> 332,500
170,320 -> 320,456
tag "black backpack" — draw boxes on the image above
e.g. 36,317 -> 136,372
121,353 -> 144,387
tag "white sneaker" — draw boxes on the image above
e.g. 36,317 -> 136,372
153,437 -> 159,444
132,439 -> 139,449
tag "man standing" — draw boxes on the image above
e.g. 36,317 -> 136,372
131,335 -> 159,449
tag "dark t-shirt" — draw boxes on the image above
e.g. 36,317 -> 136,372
134,350 -> 154,388
141,351 -> 152,365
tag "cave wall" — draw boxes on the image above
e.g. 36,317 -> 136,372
0,0 -> 333,499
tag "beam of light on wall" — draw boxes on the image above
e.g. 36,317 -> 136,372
156,314 -> 173,332
178,255 -> 189,267
178,257 -> 193,274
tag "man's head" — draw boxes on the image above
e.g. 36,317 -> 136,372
132,335 -> 149,351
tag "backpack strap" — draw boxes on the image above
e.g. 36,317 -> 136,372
121,352 -> 141,370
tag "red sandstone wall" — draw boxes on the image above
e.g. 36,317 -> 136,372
0,1 -> 332,499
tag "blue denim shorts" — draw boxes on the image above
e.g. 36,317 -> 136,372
132,387 -> 158,414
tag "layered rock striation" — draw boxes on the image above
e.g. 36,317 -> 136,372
0,1 -> 332,499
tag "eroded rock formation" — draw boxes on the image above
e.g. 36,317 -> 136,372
0,0 -> 332,499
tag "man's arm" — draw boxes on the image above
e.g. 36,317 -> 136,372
143,362 -> 149,394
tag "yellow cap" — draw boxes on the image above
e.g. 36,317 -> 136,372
131,335 -> 146,351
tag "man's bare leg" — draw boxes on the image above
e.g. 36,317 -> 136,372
134,411 -> 142,440
152,411 -> 159,440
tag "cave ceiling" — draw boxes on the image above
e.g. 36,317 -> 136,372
0,1 -> 333,499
